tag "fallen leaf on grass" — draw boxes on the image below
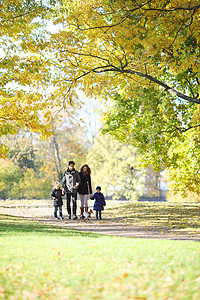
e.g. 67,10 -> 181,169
122,273 -> 129,278
0,287 -> 6,298
115,273 -> 129,281
38,289 -> 47,297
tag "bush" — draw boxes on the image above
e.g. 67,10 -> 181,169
0,160 -> 52,200
0,160 -> 22,200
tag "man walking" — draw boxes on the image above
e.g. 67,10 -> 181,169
62,161 -> 81,219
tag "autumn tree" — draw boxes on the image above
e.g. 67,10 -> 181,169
0,0 -> 60,158
1,0 -> 200,194
2,0 -> 199,144
48,0 -> 199,102
45,0 -> 199,194
0,109 -> 91,199
0,160 -> 21,199
102,86 -> 200,194
9,143 -> 36,170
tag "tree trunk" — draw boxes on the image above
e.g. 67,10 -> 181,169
53,133 -> 62,181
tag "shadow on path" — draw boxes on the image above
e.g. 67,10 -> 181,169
0,206 -> 199,241
29,215 -> 200,241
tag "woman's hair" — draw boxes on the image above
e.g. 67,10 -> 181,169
53,181 -> 60,189
80,164 -> 91,174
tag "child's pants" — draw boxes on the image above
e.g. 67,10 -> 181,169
54,206 -> 62,218
96,210 -> 102,219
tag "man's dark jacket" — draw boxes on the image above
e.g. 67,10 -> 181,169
62,168 -> 81,193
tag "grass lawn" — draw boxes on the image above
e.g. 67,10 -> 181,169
104,201 -> 200,236
0,214 -> 199,300
1,200 -> 199,237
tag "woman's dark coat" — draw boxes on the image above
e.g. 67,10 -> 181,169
78,172 -> 92,195
51,188 -> 65,207
92,192 -> 106,211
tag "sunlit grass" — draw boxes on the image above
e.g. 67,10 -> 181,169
0,215 -> 199,299
104,201 -> 200,235
1,200 -> 199,237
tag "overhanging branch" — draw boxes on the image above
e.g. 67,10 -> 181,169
91,66 -> 200,104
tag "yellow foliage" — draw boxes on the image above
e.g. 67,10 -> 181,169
1,0 -> 200,159
45,0 -> 200,108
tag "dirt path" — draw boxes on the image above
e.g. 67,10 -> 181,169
1,201 -> 199,241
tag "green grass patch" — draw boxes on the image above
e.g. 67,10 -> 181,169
105,202 -> 200,234
0,214 -> 199,300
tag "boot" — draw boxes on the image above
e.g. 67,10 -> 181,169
80,207 -> 84,219
85,206 -> 90,218
54,208 -> 58,219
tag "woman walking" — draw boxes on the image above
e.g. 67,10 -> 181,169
78,164 -> 92,219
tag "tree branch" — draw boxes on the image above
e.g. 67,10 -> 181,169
141,4 -> 200,12
162,124 -> 200,134
91,66 -> 200,104
76,0 -> 151,31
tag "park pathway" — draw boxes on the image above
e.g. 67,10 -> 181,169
0,200 -> 199,241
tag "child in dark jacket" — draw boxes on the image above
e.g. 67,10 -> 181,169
51,182 -> 65,219
91,186 -> 106,220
